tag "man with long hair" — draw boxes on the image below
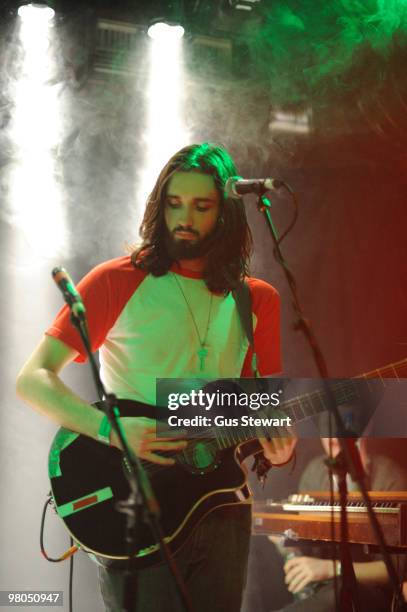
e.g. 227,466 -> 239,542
17,143 -> 294,611
133,143 -> 252,294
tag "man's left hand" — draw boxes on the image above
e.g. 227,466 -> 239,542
259,435 -> 296,465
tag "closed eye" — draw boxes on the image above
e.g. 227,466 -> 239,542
166,198 -> 212,213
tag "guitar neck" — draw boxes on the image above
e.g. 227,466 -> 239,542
207,358 -> 407,451
357,357 -> 407,380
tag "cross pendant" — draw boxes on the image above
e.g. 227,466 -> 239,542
197,346 -> 208,372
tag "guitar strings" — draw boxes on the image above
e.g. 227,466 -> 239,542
129,374 -> 397,477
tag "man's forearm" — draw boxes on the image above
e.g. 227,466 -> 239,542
16,367 -> 103,441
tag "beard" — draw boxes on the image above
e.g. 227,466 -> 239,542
164,226 -> 219,260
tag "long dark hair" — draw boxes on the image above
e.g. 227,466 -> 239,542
132,143 -> 253,293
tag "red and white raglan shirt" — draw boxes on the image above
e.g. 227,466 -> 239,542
46,256 -> 281,405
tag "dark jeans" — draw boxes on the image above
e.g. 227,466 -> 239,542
97,504 -> 252,612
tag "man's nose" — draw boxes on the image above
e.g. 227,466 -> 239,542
179,206 -> 194,227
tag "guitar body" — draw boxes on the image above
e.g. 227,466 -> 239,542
47,358 -> 407,568
48,400 -> 255,568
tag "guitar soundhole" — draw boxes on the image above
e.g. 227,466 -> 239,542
179,441 -> 219,474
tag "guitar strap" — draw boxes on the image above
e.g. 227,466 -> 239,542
232,280 -> 258,377
232,281 -> 275,484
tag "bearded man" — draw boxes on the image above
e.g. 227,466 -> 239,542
17,143 -> 294,611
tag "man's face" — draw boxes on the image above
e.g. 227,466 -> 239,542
164,171 -> 221,260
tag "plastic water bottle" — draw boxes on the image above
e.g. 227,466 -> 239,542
272,531 -> 316,601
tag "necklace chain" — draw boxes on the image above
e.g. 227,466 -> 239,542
171,273 -> 213,371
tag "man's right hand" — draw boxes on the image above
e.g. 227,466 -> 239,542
110,416 -> 187,465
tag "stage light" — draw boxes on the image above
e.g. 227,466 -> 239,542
147,21 -> 185,41
136,16 -> 189,224
8,0 -> 68,258
17,3 -> 55,22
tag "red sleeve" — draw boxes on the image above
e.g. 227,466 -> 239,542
46,256 -> 147,362
240,277 -> 281,377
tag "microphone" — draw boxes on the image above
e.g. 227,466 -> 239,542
225,176 -> 284,198
52,267 -> 86,317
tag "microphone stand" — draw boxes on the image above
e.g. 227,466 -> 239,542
255,189 -> 405,612
64,305 -> 192,612
325,451 -> 361,611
